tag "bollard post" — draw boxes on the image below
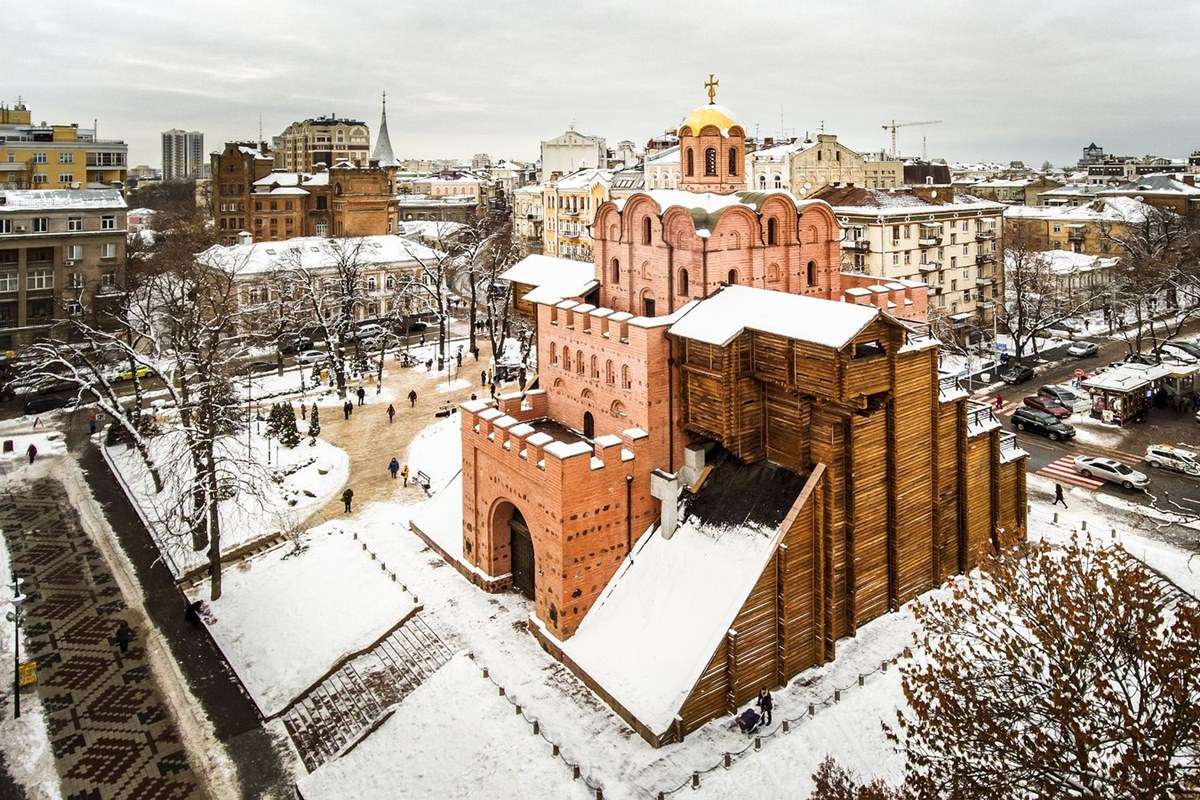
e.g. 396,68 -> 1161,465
754,736 -> 761,751
858,673 -> 864,686
782,719 -> 790,734
1053,511 -> 1058,523
353,532 -> 357,539
515,704 -> 522,716
692,772 -> 700,789
1082,519 -> 1087,531
552,744 -> 559,756
482,667 -> 488,678
533,720 -> 540,735
573,765 -> 580,780
834,689 -> 841,703
498,686 -> 505,697
596,789 -> 603,800
723,753 -> 731,768
808,703 -> 814,718
882,660 -> 888,672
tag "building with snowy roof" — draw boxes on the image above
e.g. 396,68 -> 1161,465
1098,173 -> 1200,215
1003,195 -> 1166,257
541,167 -> 614,261
411,82 -> 1027,747
745,133 -> 904,198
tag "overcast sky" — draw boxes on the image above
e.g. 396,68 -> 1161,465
6,0 -> 1199,170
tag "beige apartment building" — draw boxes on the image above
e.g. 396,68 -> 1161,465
746,133 -> 903,197
273,116 -> 372,173
542,167 -> 612,261
0,189 -> 127,352
1003,196 -> 1155,256
512,184 -> 544,255
813,185 -> 1004,334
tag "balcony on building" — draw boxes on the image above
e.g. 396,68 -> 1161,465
1067,225 -> 1085,242
975,227 -> 996,241
918,260 -> 940,274
978,252 -> 996,265
841,236 -> 870,252
918,224 -> 942,247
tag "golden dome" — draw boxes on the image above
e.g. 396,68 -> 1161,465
678,104 -> 740,137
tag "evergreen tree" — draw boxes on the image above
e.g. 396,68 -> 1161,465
308,403 -> 320,439
280,404 -> 301,448
266,402 -> 285,440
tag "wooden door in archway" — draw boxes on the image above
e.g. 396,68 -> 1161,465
509,509 -> 535,599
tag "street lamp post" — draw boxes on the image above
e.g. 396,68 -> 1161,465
7,571 -> 25,720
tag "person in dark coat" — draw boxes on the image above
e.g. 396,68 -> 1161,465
356,386 -> 366,406
342,488 -> 354,513
757,689 -> 773,725
26,443 -> 37,464
184,600 -> 204,627
388,457 -> 400,479
481,370 -> 487,387
456,350 -> 462,368
408,389 -> 418,408
387,404 -> 396,423
1053,482 -> 1068,508
115,620 -> 134,654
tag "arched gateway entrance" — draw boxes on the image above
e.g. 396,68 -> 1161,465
509,508 -> 534,599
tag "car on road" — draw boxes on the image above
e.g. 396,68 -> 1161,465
354,323 -> 387,342
1011,407 -> 1076,441
247,360 -> 278,374
1039,384 -> 1090,413
1022,394 -> 1071,418
1157,344 -> 1199,364
277,334 -> 314,356
296,349 -> 326,366
1066,341 -> 1099,358
110,364 -> 151,382
23,389 -> 92,415
1072,455 -> 1150,490
1000,364 -> 1036,385
1144,444 -> 1200,476
1167,340 -> 1200,360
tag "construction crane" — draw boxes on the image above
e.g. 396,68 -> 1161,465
881,120 -> 942,160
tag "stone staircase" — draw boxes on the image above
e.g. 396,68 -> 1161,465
280,614 -> 455,772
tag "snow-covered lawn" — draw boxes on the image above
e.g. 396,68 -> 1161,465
404,414 -> 462,493
297,653 -> 592,800
188,523 -> 416,717
0,430 -> 67,469
105,426 -> 348,577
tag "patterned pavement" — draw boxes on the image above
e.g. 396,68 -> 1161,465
0,480 -> 203,800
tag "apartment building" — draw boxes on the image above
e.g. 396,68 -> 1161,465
813,185 -> 1004,333
541,167 -> 612,261
746,133 -> 902,196
161,129 -> 205,180
249,165 -> 391,241
273,116 -> 371,173
644,145 -> 681,190
210,142 -> 275,243
967,176 -> 1063,206
539,129 -> 606,182
0,100 -> 128,189
0,189 -> 127,351
1003,196 -> 1157,256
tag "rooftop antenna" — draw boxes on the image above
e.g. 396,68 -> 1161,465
819,120 -> 826,133
922,135 -> 927,161
258,113 -> 263,144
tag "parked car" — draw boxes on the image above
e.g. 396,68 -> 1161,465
278,334 -> 314,356
247,360 -> 278,374
1144,445 -> 1200,476
1039,384 -> 1089,413
1022,394 -> 1071,418
1166,340 -> 1200,360
23,391 -> 78,415
296,349 -> 326,366
110,364 -> 151,382
1157,344 -> 1199,364
1072,455 -> 1150,490
1011,408 -> 1076,441
354,323 -> 387,342
1000,364 -> 1036,385
1066,341 -> 1099,358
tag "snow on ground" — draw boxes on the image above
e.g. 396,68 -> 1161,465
0,430 -> 67,469
404,414 -> 462,493
1069,412 -> 1128,448
187,523 -> 416,717
297,652 -> 591,800
0,512 -> 64,800
436,377 -> 471,393
106,426 -> 349,577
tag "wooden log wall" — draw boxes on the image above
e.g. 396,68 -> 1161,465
933,400 -> 964,580
764,385 -> 809,473
890,349 -> 937,606
962,433 -> 993,571
849,412 -> 889,625
810,405 -> 850,640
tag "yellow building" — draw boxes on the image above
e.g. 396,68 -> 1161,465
0,100 -> 128,189
542,167 -> 613,261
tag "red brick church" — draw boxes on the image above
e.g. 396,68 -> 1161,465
413,85 -> 1028,745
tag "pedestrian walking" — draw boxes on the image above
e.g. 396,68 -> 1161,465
481,370 -> 487,387
756,689 -> 773,726
115,620 -> 133,654
388,457 -> 400,479
88,414 -> 98,435
26,443 -> 37,464
456,350 -> 462,368
408,389 -> 418,408
1053,482 -> 1068,508
301,404 -> 307,421
387,404 -> 396,424
342,487 -> 354,513
400,464 -> 409,486
994,394 -> 1004,410
342,400 -> 353,420
184,599 -> 204,628
356,386 -> 366,406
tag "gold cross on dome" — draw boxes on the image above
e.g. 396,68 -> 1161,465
705,74 -> 719,105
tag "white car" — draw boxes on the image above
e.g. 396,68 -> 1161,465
1072,455 -> 1150,490
1144,445 -> 1200,476
355,323 -> 387,341
1066,341 -> 1099,358
296,349 -> 327,365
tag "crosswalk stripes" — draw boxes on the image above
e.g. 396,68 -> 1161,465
1036,456 -> 1105,490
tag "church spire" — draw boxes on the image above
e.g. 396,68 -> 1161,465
371,90 -> 396,167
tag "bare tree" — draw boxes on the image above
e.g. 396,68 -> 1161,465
399,235 -> 459,371
997,226 -> 1095,365
811,757 -> 905,800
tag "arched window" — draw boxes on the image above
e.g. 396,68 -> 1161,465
550,342 -> 558,365
590,354 -> 598,378
728,147 -> 738,176
773,175 -> 782,189
767,218 -> 778,245
768,263 -> 780,282
727,269 -> 738,285
576,349 -> 584,374
605,359 -> 614,385
610,258 -> 620,284
759,175 -> 766,189
679,268 -> 689,296
642,216 -> 652,245
621,364 -> 631,389
806,260 -> 817,286
562,345 -> 571,371
704,147 -> 717,176
685,148 -> 695,176
610,400 -> 626,418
